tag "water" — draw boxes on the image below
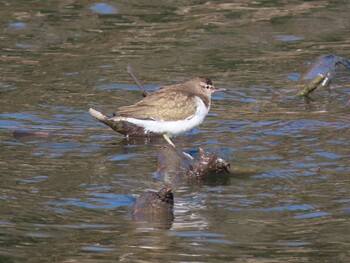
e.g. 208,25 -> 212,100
1,1 -> 350,262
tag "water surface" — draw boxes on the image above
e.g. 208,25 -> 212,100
1,1 -> 350,262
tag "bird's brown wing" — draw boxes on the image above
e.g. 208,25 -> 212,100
116,90 -> 198,121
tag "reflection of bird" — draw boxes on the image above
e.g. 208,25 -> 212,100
111,77 -> 225,146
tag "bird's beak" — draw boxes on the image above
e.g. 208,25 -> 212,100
212,86 -> 226,93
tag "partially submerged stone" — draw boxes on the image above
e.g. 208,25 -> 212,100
130,187 -> 174,223
300,54 -> 350,80
297,54 -> 350,96
157,145 -> 230,185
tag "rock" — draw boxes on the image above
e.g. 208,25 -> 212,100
296,54 -> 350,96
130,187 -> 174,223
157,145 -> 230,186
300,54 -> 350,80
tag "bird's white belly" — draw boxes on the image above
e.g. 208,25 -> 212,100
124,96 -> 209,137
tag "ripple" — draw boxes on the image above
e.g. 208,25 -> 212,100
15,43 -> 32,49
169,231 -> 223,238
109,153 -> 139,161
9,21 -> 26,29
49,193 -> 134,209
262,204 -> 314,212
274,34 -> 303,41
20,175 -> 48,184
81,245 -> 114,251
275,241 -> 310,246
313,151 -> 342,159
294,211 -> 329,219
90,3 -> 117,15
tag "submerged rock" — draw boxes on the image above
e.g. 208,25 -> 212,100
130,187 -> 174,223
296,54 -> 350,97
157,145 -> 230,186
300,54 -> 350,80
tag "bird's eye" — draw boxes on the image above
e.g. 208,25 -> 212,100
205,85 -> 211,89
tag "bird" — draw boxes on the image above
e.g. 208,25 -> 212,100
109,76 -> 225,146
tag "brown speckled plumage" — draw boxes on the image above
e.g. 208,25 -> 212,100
114,77 -> 215,121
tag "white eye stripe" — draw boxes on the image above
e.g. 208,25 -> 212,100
200,82 -> 213,89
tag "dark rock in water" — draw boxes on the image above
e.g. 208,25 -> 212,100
296,54 -> 350,97
89,108 -> 160,137
300,54 -> 350,80
157,145 -> 230,186
195,148 -> 231,174
130,187 -> 174,223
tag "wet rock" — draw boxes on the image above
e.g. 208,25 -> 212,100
157,145 -> 230,186
296,54 -> 350,97
130,187 -> 174,223
300,54 -> 350,80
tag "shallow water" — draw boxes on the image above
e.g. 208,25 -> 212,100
1,1 -> 350,262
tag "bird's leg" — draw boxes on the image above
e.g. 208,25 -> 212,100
163,134 -> 176,147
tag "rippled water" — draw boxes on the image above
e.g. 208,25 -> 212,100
1,1 -> 350,262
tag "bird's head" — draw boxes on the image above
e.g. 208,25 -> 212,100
194,77 -> 226,97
